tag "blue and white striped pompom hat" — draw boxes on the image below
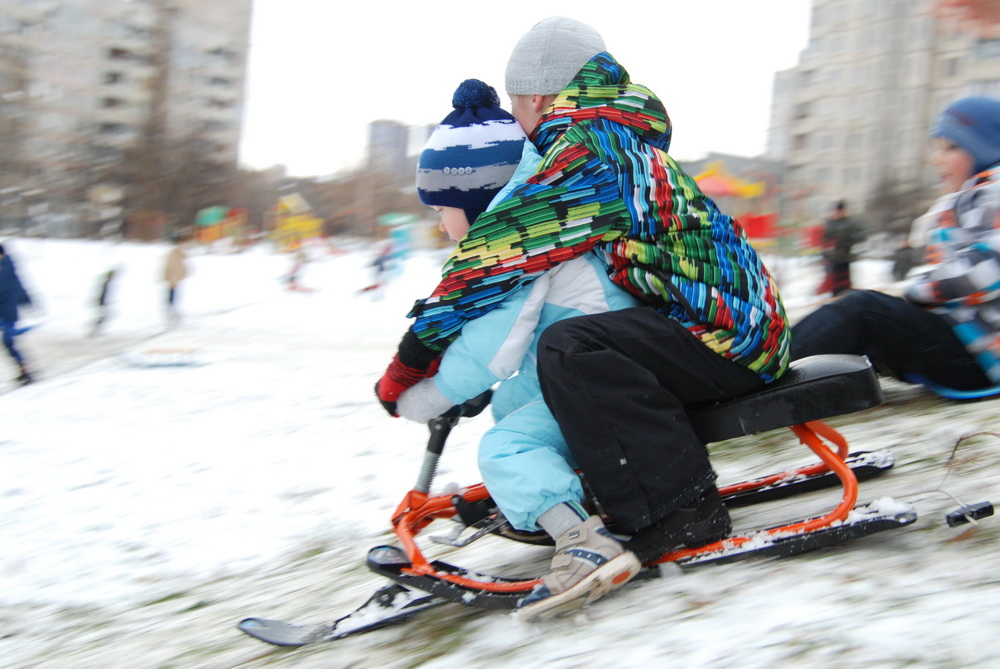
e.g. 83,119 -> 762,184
416,79 -> 527,224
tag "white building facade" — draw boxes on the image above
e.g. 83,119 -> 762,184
0,0 -> 252,233
767,0 -> 1000,233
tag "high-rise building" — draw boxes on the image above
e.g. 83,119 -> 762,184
367,119 -> 411,182
0,0 -> 252,233
766,0 -> 1000,233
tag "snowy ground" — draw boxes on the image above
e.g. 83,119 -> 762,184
1,237 -> 999,668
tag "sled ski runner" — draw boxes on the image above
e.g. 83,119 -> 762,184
240,501 -> 915,647
238,584 -> 445,646
239,355 -> 918,647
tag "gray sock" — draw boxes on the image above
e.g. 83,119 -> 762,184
537,501 -> 589,540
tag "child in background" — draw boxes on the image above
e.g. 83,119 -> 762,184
91,268 -> 117,336
162,237 -> 188,326
388,78 -> 643,620
792,95 -> 1000,393
0,243 -> 34,385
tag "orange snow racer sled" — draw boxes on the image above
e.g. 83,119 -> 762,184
240,354 -> 916,646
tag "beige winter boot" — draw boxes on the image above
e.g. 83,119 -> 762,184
517,515 -> 640,622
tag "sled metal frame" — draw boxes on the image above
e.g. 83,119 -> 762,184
387,354 -> 905,597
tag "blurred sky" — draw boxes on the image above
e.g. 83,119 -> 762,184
238,1 -> 811,177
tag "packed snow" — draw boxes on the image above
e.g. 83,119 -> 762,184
1,236 -> 999,668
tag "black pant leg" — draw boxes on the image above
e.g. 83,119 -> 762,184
537,307 -> 764,532
791,290 -> 990,390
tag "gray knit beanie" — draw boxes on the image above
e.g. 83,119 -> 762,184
505,17 -> 606,96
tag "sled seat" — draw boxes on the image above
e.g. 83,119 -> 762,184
688,354 -> 883,444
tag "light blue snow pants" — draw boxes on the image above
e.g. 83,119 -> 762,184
477,398 -> 585,532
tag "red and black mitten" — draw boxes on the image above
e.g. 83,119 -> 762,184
375,329 -> 441,417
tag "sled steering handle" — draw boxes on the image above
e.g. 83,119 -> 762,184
414,417 -> 457,494
413,390 -> 493,494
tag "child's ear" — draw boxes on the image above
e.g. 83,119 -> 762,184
532,94 -> 557,114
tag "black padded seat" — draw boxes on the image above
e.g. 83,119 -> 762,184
688,354 -> 883,444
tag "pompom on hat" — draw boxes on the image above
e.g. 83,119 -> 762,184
505,17 -> 606,96
415,79 -> 527,225
931,95 -> 1000,175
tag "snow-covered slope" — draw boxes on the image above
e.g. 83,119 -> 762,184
1,237 -> 998,668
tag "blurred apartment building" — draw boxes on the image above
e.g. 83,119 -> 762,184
367,120 -> 411,179
767,0 -> 1000,231
0,0 -> 251,234
366,120 -> 438,186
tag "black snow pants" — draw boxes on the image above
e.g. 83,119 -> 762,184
537,307 -> 765,532
791,290 -> 990,391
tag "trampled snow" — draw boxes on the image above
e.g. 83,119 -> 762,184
1,237 -> 999,668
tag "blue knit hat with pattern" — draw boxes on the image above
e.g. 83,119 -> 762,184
932,96 -> 1000,175
416,79 -> 527,225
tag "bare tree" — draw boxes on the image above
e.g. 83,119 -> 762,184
0,46 -> 30,231
864,175 -> 931,239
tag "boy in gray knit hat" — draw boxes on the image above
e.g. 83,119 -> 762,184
505,17 -> 606,96
397,74 -> 643,622
505,17 -> 606,136
379,15 -> 782,621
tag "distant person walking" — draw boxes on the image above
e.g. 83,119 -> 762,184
821,201 -> 865,296
359,241 -> 393,294
283,246 -> 309,291
163,239 -> 189,326
0,243 -> 34,385
90,268 -> 117,336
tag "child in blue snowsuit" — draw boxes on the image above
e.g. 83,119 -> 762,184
0,243 -> 33,385
388,79 -> 642,620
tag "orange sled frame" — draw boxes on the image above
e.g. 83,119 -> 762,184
384,355 -> 917,601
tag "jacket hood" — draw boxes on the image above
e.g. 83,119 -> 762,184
532,52 -> 672,154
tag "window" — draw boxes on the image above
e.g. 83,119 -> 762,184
850,95 -> 868,117
941,57 -> 960,78
857,28 -> 873,51
974,39 -> 1000,60
207,47 -> 238,64
821,98 -> 840,119
968,79 -> 1000,97
104,71 -> 125,84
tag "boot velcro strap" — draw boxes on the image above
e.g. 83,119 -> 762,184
564,548 -> 611,569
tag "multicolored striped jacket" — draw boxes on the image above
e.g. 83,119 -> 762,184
407,53 -> 790,382
906,164 -> 1000,383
